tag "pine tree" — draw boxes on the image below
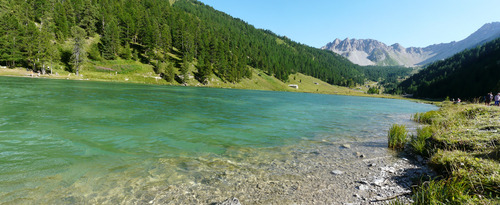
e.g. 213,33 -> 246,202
180,57 -> 189,83
36,20 -> 58,75
120,42 -> 132,60
24,22 -> 40,71
101,17 -> 120,60
71,26 -> 86,76
0,13 -> 23,68
79,0 -> 98,36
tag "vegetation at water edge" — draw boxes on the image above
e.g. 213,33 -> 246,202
390,103 -> 500,204
388,124 -> 408,150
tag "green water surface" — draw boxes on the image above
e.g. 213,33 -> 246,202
0,76 -> 435,203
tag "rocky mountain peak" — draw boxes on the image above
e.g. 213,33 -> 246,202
322,22 -> 500,67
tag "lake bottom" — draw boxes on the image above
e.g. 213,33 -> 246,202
7,136 -> 407,204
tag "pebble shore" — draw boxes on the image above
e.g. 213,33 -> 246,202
146,140 -> 435,205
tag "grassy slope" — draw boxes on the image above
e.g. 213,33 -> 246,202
409,103 -> 500,204
0,60 -> 402,99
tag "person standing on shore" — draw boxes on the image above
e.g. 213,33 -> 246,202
495,93 -> 500,106
485,92 -> 493,106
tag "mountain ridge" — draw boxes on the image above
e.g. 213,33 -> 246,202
322,22 -> 500,67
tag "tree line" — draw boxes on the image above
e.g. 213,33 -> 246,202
398,37 -> 500,99
0,0 -> 408,86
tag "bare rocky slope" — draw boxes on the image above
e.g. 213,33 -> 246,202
322,22 -> 500,67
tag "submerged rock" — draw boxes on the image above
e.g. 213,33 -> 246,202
355,152 -> 366,158
357,185 -> 370,191
216,197 -> 241,205
331,170 -> 344,175
372,178 -> 385,186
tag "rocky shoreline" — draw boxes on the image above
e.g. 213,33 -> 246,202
143,140 -> 436,205
38,138 -> 436,204
213,144 -> 435,205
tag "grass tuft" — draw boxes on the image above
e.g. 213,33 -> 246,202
412,177 -> 474,205
413,110 -> 440,124
388,124 -> 408,150
411,126 -> 434,156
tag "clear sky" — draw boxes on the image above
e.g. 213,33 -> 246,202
197,0 -> 500,48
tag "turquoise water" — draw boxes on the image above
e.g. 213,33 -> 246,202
0,76 -> 435,203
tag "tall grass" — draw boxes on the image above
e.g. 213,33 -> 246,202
411,126 -> 434,156
413,110 -> 439,124
412,177 -> 474,205
388,124 -> 408,150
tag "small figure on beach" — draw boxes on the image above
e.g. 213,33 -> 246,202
495,93 -> 500,106
485,92 -> 493,106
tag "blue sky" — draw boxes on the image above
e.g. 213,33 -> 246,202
197,0 -> 500,48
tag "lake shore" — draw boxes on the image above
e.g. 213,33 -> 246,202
0,67 -> 406,100
406,103 -> 500,204
206,140 -> 436,205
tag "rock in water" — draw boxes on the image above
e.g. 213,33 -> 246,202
355,152 -> 366,158
217,197 -> 242,205
372,178 -> 385,186
357,185 -> 370,191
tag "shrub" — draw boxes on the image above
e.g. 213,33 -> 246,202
367,87 -> 379,94
388,124 -> 408,150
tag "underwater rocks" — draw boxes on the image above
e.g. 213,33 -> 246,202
130,141 -> 435,204
331,170 -> 344,175
215,197 -> 241,205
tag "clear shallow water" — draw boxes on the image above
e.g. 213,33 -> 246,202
0,76 -> 435,203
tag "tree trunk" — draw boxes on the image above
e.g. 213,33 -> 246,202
42,63 -> 46,75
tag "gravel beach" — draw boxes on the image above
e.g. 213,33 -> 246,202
125,139 -> 435,205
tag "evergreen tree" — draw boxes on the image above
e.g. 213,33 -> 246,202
24,22 -> 40,71
79,0 -> 98,36
101,17 -> 120,60
180,57 -> 190,83
0,14 -> 23,68
120,42 -> 132,60
36,20 -> 58,75
71,26 -> 86,76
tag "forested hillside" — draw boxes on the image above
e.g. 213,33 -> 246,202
1,0 -> 387,86
398,38 -> 500,99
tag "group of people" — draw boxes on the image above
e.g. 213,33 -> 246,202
485,92 -> 500,106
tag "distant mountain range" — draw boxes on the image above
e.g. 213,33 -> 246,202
321,22 -> 500,67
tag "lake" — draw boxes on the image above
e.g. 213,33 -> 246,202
0,76 -> 435,204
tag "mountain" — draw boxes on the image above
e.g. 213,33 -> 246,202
397,37 -> 500,99
322,22 -> 500,67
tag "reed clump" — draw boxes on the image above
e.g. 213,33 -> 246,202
411,126 -> 434,156
388,124 -> 408,150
